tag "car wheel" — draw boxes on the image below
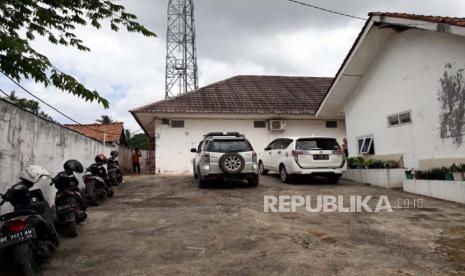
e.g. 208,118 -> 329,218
327,175 -> 341,184
248,176 -> 259,187
259,161 -> 268,175
279,165 -> 290,183
193,163 -> 198,179
197,168 -> 208,189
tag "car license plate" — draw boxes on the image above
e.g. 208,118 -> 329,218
0,228 -> 36,248
313,154 -> 329,160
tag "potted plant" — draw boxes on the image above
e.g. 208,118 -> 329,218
450,163 -> 464,181
405,169 -> 414,180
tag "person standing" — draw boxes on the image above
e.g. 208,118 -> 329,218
132,148 -> 142,174
342,138 -> 349,157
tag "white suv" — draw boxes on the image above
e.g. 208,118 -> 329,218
258,137 -> 345,183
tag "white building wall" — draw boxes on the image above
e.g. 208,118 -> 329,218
345,29 -> 465,168
155,118 -> 346,174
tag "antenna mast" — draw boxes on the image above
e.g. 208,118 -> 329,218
165,0 -> 198,98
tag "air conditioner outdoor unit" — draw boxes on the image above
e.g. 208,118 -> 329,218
269,120 -> 287,131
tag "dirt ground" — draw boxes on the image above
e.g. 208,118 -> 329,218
2,175 -> 465,275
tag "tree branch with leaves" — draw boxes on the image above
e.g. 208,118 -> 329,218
0,0 -> 156,108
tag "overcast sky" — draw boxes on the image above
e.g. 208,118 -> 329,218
1,0 -> 465,133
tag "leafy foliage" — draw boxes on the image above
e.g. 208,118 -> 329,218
96,115 -> 114,124
2,91 -> 53,121
0,0 -> 156,108
127,133 -> 150,150
124,129 -> 131,141
347,157 -> 401,169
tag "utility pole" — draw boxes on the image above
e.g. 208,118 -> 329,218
165,0 -> 198,98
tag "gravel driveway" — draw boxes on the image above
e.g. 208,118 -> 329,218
2,175 -> 465,275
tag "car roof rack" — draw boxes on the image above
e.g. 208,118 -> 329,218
204,132 -> 244,138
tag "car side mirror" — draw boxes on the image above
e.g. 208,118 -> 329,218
190,148 -> 197,153
265,147 -> 271,151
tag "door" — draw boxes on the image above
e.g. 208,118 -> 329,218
271,139 -> 293,170
262,140 -> 278,171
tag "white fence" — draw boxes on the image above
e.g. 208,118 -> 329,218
0,99 -> 117,213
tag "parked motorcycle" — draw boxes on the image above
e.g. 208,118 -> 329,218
51,160 -> 87,237
107,150 -> 123,186
0,165 -> 60,276
82,154 -> 114,206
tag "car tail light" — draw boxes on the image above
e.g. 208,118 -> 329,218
252,152 -> 257,162
333,150 -> 344,156
292,150 -> 304,158
3,218 -> 28,233
202,153 -> 210,164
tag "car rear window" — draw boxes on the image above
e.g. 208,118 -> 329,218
206,139 -> 253,153
295,138 -> 341,151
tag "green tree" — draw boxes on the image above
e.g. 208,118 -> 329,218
127,133 -> 150,150
125,129 -> 131,141
96,115 -> 114,124
0,0 -> 156,108
3,91 -> 54,121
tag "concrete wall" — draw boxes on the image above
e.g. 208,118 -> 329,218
344,29 -> 465,169
0,100 -> 116,213
344,169 -> 405,189
404,179 -> 465,204
154,118 -> 346,174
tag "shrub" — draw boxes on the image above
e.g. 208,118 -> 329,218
347,158 -> 401,169
347,157 -> 365,169
414,168 -> 447,180
365,159 -> 385,169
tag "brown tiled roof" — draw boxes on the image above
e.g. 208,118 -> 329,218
369,12 -> 465,28
65,122 -> 124,143
132,75 -> 333,115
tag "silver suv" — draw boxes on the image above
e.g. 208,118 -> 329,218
191,132 -> 259,188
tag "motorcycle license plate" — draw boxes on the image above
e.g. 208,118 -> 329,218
0,228 -> 36,248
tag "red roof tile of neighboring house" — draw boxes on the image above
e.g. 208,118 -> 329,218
132,75 -> 333,115
369,12 -> 465,28
65,122 -> 125,144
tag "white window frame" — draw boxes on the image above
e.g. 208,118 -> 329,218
357,136 -> 374,155
387,111 -> 412,128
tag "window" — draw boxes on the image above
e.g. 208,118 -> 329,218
325,121 -> 338,128
161,119 -> 170,125
171,120 -> 185,128
254,121 -> 267,128
388,111 -> 412,127
205,139 -> 253,153
296,138 -> 341,151
275,139 -> 293,150
197,142 -> 203,152
357,136 -> 375,155
265,140 -> 278,150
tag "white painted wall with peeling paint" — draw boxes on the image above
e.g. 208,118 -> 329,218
0,99 -> 116,214
344,29 -> 465,169
154,118 -> 346,174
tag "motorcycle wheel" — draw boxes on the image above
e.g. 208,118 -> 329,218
66,213 -> 78,238
88,192 -> 100,206
107,187 -> 114,198
11,242 -> 41,276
